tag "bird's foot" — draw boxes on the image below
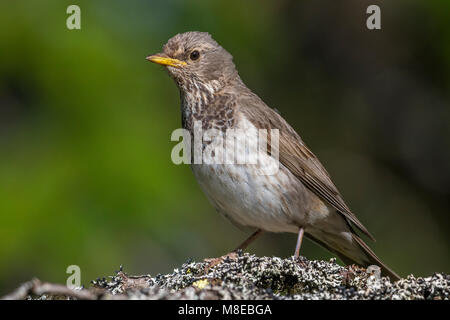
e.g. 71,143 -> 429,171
203,251 -> 239,272
293,254 -> 307,268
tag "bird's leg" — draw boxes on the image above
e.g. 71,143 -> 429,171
204,229 -> 263,271
233,229 -> 263,252
294,227 -> 305,258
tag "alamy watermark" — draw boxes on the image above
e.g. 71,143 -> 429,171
170,121 -> 280,175
65,5 -> 381,32
366,5 -> 381,30
66,265 -> 81,289
66,5 -> 81,30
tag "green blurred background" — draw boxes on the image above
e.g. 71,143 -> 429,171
0,0 -> 449,294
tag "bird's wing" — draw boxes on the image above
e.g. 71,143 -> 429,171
238,94 -> 375,240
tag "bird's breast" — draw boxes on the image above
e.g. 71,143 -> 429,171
189,116 -> 308,233
180,87 -> 235,132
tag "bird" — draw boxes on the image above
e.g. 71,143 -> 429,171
146,31 -> 400,280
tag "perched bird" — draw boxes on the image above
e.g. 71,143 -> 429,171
146,31 -> 400,280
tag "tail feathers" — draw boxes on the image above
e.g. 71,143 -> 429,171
305,232 -> 400,281
350,234 -> 400,281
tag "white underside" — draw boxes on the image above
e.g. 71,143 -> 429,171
192,117 -> 328,233
190,116 -> 367,264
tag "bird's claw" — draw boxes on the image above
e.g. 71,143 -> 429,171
203,252 -> 238,272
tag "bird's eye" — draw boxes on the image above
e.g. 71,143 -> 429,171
190,50 -> 200,61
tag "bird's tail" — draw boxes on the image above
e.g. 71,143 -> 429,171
306,232 -> 400,281
348,234 -> 400,281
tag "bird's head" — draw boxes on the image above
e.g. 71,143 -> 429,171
146,32 -> 238,93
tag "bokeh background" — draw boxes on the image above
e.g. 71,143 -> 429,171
1,0 -> 449,294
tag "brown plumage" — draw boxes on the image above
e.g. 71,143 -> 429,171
147,31 -> 400,280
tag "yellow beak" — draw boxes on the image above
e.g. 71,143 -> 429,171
146,55 -> 187,68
